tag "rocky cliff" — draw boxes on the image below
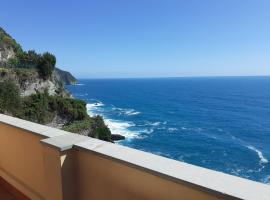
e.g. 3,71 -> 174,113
55,67 -> 77,85
0,27 -> 75,96
0,67 -> 70,97
0,27 -> 112,142
0,28 -> 18,66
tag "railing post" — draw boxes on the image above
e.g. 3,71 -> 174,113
42,145 -> 64,200
41,133 -> 90,200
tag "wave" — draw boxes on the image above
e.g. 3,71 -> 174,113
125,110 -> 141,116
104,119 -> 140,139
76,83 -> 85,86
112,106 -> 140,116
168,128 -> 178,132
145,121 -> 167,127
140,129 -> 154,134
86,102 -> 104,109
247,146 -> 268,164
151,122 -> 161,126
179,126 -> 202,132
86,102 -> 104,116
86,102 -> 141,139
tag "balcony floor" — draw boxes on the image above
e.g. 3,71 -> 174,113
0,177 -> 29,200
0,184 -> 18,200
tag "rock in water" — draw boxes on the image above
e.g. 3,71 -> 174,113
111,134 -> 125,141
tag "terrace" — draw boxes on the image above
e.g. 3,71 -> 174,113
0,113 -> 270,200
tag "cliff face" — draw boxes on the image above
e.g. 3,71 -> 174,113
0,27 -> 73,97
0,41 -> 15,65
0,68 -> 69,97
0,28 -> 19,66
0,27 -> 112,142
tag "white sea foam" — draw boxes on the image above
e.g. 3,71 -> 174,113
85,101 -> 154,140
104,119 -> 140,139
168,128 -> 178,132
86,103 -> 141,139
151,122 -> 161,126
86,102 -> 104,116
86,102 -> 104,109
247,146 -> 268,164
112,107 -> 140,116
76,83 -> 85,86
140,129 -> 154,134
124,109 -> 140,116
146,121 -> 166,126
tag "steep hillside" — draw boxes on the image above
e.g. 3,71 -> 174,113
0,27 -> 112,142
0,27 -> 22,66
0,28 -> 67,96
0,67 -> 70,97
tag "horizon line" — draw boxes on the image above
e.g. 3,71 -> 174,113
75,74 -> 270,80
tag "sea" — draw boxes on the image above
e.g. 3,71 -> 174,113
66,76 -> 270,184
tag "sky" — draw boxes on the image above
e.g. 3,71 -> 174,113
1,0 -> 270,78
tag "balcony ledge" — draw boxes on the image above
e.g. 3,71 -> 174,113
1,114 -> 270,200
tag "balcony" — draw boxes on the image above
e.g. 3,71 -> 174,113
0,113 -> 270,200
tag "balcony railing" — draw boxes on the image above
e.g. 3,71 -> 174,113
0,114 -> 270,200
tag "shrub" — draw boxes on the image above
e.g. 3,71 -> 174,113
0,80 -> 21,115
21,90 -> 52,123
0,81 -> 112,141
0,67 -> 9,77
63,117 -> 94,133
20,91 -> 87,123
7,58 -> 19,67
49,97 -> 88,122
6,50 -> 56,80
91,115 -> 111,141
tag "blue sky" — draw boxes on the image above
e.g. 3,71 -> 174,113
1,0 -> 270,78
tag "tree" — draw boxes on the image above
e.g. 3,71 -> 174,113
37,52 -> 56,79
7,58 -> 19,67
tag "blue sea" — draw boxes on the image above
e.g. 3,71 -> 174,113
67,77 -> 270,184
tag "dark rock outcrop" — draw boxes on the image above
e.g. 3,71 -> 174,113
111,134 -> 126,141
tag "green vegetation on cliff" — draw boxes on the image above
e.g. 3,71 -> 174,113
0,27 -> 111,141
0,27 -> 22,54
0,80 -> 111,141
0,80 -> 21,115
63,116 -> 111,141
1,27 -> 56,80
8,50 -> 56,80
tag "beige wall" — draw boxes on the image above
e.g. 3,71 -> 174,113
0,123 -> 46,200
75,149 -> 222,200
0,122 -> 224,200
